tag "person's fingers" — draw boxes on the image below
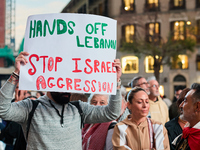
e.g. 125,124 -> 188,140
16,54 -> 29,64
113,59 -> 121,67
15,52 -> 30,73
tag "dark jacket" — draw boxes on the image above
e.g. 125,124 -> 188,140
0,121 -> 26,150
169,102 -> 180,120
165,116 -> 183,150
175,138 -> 191,150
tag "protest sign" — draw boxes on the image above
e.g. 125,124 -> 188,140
19,13 -> 117,94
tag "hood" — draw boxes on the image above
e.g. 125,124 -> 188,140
121,115 -> 148,127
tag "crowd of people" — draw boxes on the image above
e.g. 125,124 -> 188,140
0,51 -> 199,150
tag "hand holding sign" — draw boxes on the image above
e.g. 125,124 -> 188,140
14,52 -> 29,74
113,59 -> 122,82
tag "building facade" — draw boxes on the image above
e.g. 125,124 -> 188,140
0,0 -> 15,87
62,0 -> 200,99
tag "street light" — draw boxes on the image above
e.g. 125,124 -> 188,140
187,21 -> 191,26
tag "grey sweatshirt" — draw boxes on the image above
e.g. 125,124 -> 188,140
0,81 -> 121,150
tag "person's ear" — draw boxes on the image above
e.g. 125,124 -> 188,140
127,101 -> 131,110
195,101 -> 200,112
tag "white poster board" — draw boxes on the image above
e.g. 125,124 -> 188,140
19,13 -> 117,94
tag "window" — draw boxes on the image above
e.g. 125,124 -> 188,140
170,21 -> 186,40
99,3 -> 103,15
169,0 -> 185,10
122,56 -> 139,73
159,85 -> 164,97
89,2 -> 107,15
145,56 -> 163,73
197,20 -> 200,43
122,0 -> 135,13
196,55 -> 200,70
173,75 -> 186,82
145,0 -> 159,12
0,58 -> 10,67
122,25 -> 135,43
197,0 -> 200,8
89,0 -> 95,5
0,58 -> 5,67
171,55 -> 188,69
146,23 -> 160,42
78,4 -> 86,13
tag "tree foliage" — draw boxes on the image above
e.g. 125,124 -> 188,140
120,17 -> 196,82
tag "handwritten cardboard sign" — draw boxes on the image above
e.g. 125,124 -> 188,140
19,13 -> 117,94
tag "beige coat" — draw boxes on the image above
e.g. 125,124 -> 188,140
149,96 -> 169,125
112,115 -> 170,150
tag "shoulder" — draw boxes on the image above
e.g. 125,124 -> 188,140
76,100 -> 87,108
165,117 -> 177,128
150,119 -> 168,138
115,117 -> 130,129
15,98 -> 34,111
158,97 -> 168,108
114,122 -> 129,135
151,119 -> 163,126
151,119 -> 166,132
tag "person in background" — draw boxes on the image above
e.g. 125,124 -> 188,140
24,91 -> 31,98
169,86 -> 185,120
173,86 -> 184,103
147,76 -> 169,125
70,93 -> 88,102
175,83 -> 200,150
165,88 -> 190,150
36,91 -> 44,99
163,95 -> 172,108
0,119 -> 5,150
117,85 -> 130,122
128,76 -> 150,95
112,87 -> 170,150
14,83 -> 28,102
0,84 -> 30,150
82,94 -> 116,150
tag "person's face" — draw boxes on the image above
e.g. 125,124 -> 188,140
127,91 -> 149,119
50,92 -> 71,105
136,78 -> 150,95
36,93 -> 41,98
25,92 -> 31,98
14,83 -> 27,102
15,84 -> 19,95
149,80 -> 160,97
90,95 -> 108,106
179,90 -> 196,122
175,90 -> 182,100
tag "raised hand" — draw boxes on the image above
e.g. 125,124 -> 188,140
14,52 -> 29,74
113,59 -> 122,82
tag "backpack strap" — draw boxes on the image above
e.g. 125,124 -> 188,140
70,101 -> 83,128
26,100 -> 39,139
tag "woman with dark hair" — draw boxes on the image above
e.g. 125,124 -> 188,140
165,88 -> 190,150
112,87 -> 169,150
